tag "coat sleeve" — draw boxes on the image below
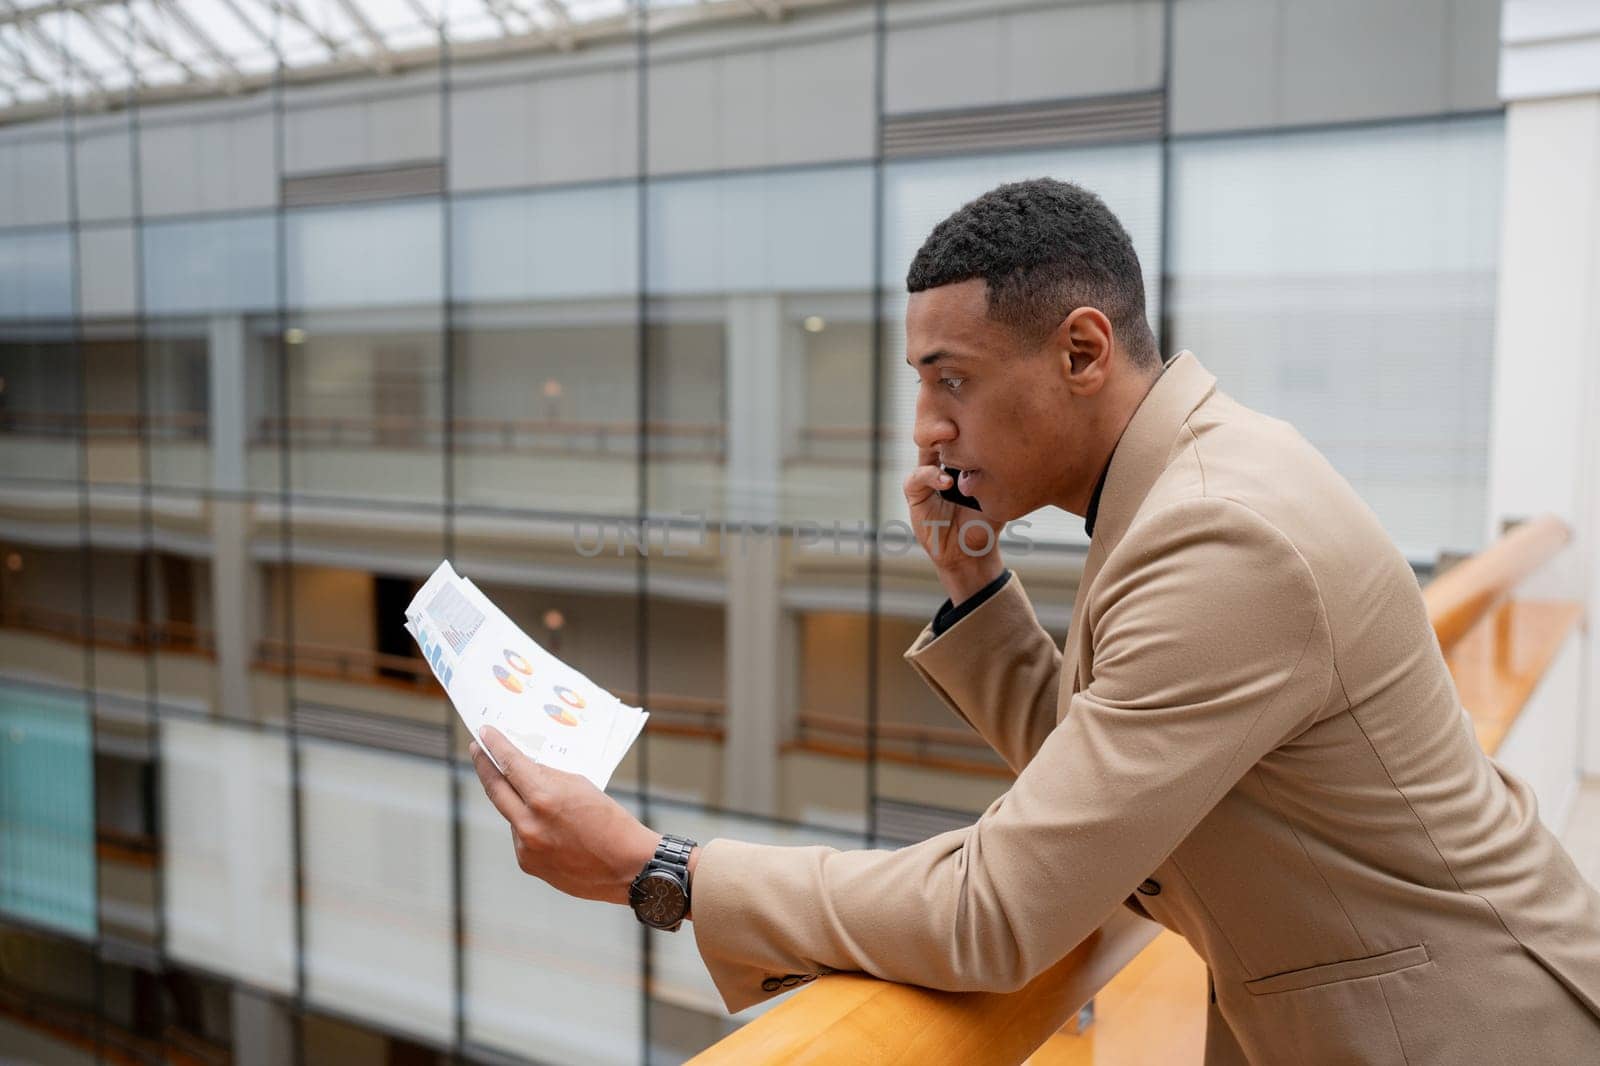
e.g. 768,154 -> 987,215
689,497 -> 1336,1013
902,573 -> 1064,776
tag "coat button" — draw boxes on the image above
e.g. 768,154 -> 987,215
781,974 -> 802,988
1137,878 -> 1161,896
761,977 -> 781,992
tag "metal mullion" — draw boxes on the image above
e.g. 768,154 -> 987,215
439,0 -> 469,1052
632,2 -> 652,1061
120,0 -> 176,1053
865,0 -> 884,851
1156,0 -> 1173,360
265,0 -> 310,1057
51,0 -> 106,1054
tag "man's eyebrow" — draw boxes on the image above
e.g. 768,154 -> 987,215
906,350 -> 954,368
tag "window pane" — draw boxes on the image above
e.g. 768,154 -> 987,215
646,167 -> 873,297
0,541 -> 92,694
81,324 -> 145,488
1168,116 -> 1502,555
451,184 -> 639,303
0,229 -> 74,317
299,739 -> 455,1043
461,767 -> 644,1064
0,680 -> 95,938
0,325 -> 82,482
450,302 -> 641,519
286,200 -> 444,310
0,926 -> 99,1064
142,215 -> 280,316
275,310 -> 447,506
160,714 -> 296,992
145,322 -> 212,491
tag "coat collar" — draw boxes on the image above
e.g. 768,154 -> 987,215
1062,350 -> 1216,693
1087,349 -> 1216,556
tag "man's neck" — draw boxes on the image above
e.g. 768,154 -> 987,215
1062,369 -> 1162,518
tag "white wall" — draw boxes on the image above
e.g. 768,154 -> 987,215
1487,1 -> 1600,776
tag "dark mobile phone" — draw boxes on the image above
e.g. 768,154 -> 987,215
938,466 -> 982,511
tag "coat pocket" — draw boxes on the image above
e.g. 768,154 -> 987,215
1243,944 -> 1431,996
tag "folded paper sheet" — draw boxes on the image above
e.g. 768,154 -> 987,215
404,560 -> 648,790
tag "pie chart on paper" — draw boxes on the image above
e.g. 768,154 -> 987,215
492,664 -> 524,694
544,703 -> 580,727
504,649 -> 533,675
553,685 -> 586,709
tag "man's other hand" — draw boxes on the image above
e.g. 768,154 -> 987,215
470,725 -> 660,906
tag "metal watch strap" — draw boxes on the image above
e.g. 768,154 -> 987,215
655,833 -> 696,911
632,833 -> 697,931
655,833 -> 696,870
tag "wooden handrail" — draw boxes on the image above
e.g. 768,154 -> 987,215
1423,514 -> 1569,652
796,710 -> 996,751
691,515 -> 1579,1066
0,604 -> 214,655
692,908 -> 1158,1066
254,635 -> 440,691
247,413 -> 727,459
795,425 -> 896,445
0,409 -> 208,440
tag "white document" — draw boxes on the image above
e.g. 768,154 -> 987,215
404,560 -> 647,791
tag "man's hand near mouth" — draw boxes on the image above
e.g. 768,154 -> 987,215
904,449 -> 1005,604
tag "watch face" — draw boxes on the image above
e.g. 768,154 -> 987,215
635,870 -> 686,927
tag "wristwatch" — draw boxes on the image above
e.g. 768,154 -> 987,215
629,833 -> 697,932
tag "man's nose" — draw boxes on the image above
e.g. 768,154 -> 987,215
913,399 -> 956,453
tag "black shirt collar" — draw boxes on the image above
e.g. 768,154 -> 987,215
1083,459 -> 1112,539
1085,357 -> 1176,538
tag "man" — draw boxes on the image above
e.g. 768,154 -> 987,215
470,179 -> 1600,1063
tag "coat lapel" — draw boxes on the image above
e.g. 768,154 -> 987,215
1059,351 -> 1217,715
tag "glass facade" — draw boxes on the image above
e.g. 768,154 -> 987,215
0,0 -> 1504,1061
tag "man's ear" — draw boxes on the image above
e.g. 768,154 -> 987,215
1053,307 -> 1114,395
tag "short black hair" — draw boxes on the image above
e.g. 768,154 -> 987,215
906,177 -> 1160,368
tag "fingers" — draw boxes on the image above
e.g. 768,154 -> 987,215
903,463 -> 953,506
479,725 -> 540,805
470,737 -> 533,828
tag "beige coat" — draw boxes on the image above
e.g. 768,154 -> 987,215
690,351 -> 1600,1063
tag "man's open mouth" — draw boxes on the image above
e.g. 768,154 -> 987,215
939,464 -> 982,510
941,464 -> 978,492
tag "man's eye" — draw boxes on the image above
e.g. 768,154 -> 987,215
941,378 -> 965,392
